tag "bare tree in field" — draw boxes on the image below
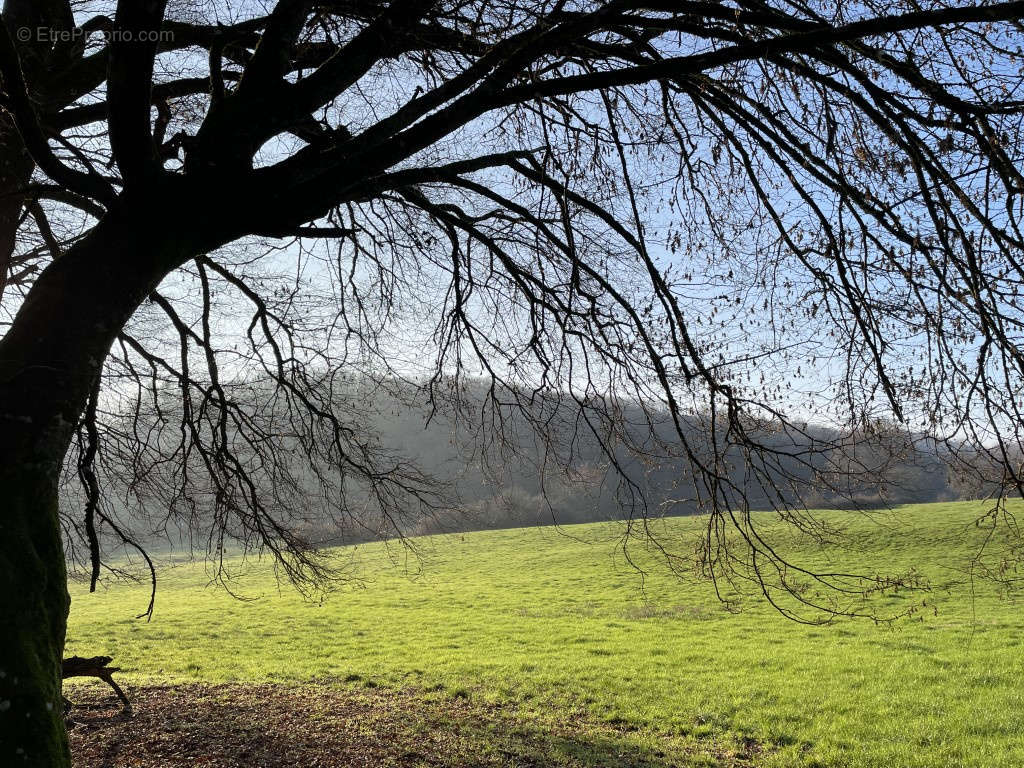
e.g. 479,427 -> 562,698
2,0 -> 1024,763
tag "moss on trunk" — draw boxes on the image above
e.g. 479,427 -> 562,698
0,464 -> 71,767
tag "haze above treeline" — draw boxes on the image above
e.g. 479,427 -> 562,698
67,372 -> 1012,564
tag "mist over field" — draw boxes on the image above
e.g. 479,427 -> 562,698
63,374 -> 1011,568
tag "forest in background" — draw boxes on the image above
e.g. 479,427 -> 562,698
364,380 -> 1004,539
64,374 -> 1014,564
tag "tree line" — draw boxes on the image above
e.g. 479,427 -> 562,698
67,374 -> 1013,557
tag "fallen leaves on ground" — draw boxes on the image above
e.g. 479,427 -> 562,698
67,681 -> 764,767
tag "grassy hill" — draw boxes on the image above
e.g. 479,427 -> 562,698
66,501 -> 1024,767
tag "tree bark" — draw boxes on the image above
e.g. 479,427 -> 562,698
0,177 -> 222,766
0,464 -> 71,766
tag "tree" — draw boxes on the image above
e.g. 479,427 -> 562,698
1,0 -> 1023,763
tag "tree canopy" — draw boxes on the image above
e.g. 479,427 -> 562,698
2,1 -> 1024,764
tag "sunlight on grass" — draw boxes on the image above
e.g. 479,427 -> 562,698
68,501 -> 1024,767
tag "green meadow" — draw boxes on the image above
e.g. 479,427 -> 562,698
66,501 -> 1024,767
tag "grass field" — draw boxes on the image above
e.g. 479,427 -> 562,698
66,501 -> 1024,767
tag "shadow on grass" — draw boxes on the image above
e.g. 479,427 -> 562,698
66,680 -> 764,767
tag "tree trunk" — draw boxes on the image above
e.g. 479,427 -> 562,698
0,465 -> 71,766
0,177 -> 223,766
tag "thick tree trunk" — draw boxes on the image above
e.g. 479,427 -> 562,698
0,465 -> 71,766
0,177 -> 225,766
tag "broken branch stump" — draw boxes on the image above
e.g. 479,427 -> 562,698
62,655 -> 132,715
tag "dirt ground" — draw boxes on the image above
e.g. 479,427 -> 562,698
66,681 -> 760,767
